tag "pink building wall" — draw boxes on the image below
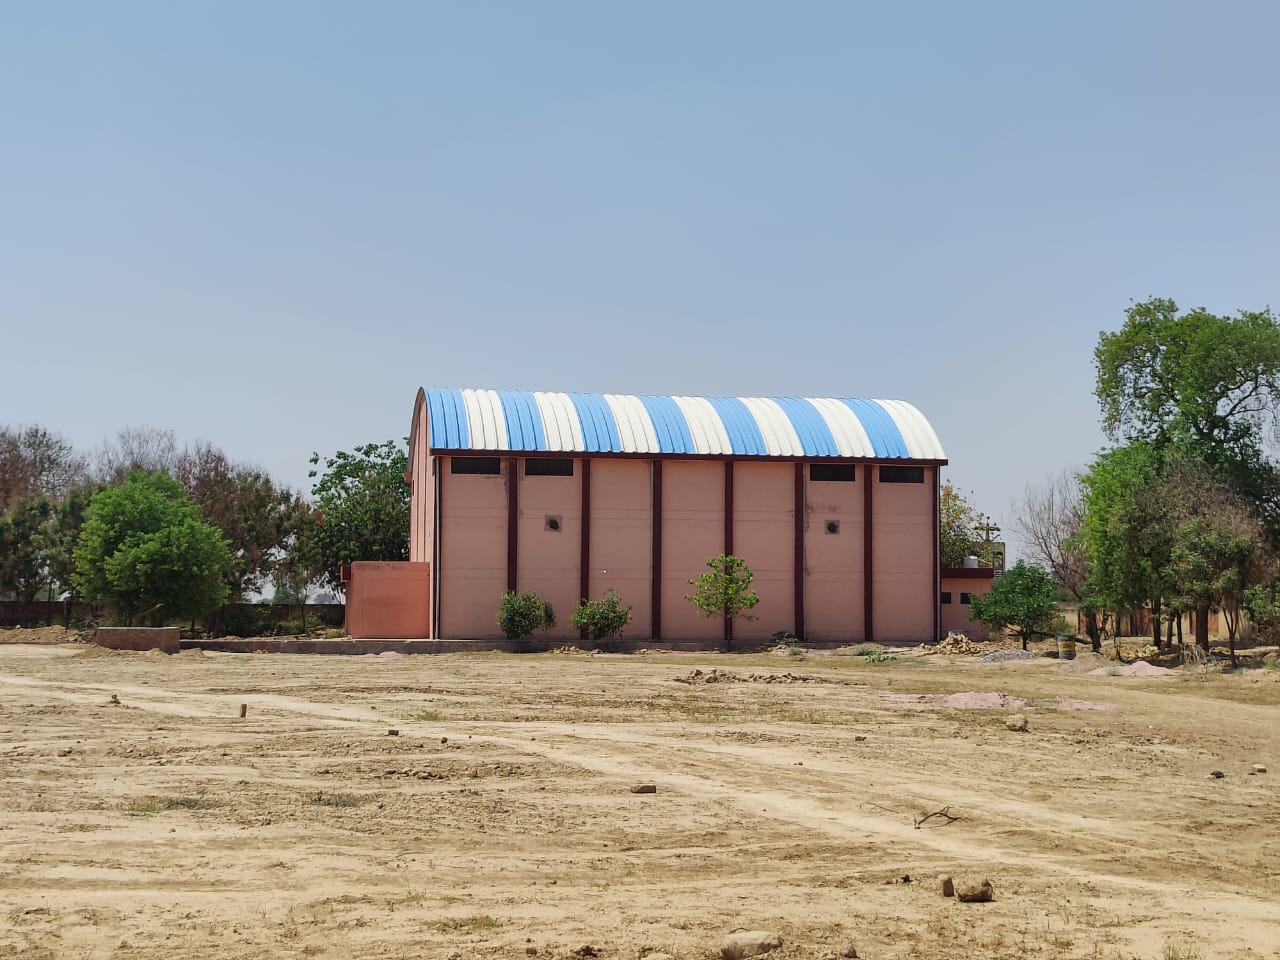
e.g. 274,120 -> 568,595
803,467 -> 865,642
588,460 -> 651,638
732,462 -> 795,640
405,443 -> 941,643
871,467 -> 936,644
516,464 -> 582,641
940,570 -> 994,640
660,461 -> 724,641
438,458 -> 507,638
345,561 -> 431,639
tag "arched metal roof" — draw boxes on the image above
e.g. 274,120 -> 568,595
418,388 -> 945,460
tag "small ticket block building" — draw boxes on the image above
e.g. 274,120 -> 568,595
358,386 -> 961,644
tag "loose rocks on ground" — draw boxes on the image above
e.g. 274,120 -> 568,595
940,875 -> 955,897
720,931 -> 782,960
955,879 -> 994,903
674,668 -> 826,685
920,633 -> 985,656
978,649 -> 1037,663
1005,714 -> 1029,732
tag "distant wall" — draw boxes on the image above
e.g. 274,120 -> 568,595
940,569 -> 994,640
344,561 -> 431,639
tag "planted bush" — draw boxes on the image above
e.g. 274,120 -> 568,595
497,590 -> 555,640
571,588 -> 631,642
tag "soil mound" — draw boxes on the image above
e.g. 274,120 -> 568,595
0,625 -> 89,644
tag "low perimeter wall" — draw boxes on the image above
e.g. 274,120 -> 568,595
94,627 -> 181,654
344,561 -> 432,639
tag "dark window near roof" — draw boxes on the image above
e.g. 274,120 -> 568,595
960,592 -> 973,605
879,466 -> 925,484
940,592 -> 952,605
810,463 -> 856,482
525,458 -> 574,477
450,457 -> 501,475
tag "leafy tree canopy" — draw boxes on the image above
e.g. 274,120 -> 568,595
685,554 -> 760,624
0,494 -> 53,602
940,482 -> 997,568
308,441 -> 410,591
176,442 -> 304,601
1095,297 -> 1280,471
73,471 -> 233,624
967,561 -> 1060,651
1079,442 -> 1172,615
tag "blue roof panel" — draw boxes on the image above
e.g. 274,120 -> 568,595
421,388 -> 943,460
498,390 -> 545,451
569,392 -> 622,453
705,396 -> 767,455
842,398 -> 908,458
774,397 -> 838,457
639,395 -> 695,454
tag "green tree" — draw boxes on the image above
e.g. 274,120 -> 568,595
940,482 -> 996,567
73,471 -> 233,625
685,554 -> 760,647
968,561 -> 1060,651
271,500 -> 326,632
0,494 -> 53,602
308,441 -> 410,592
1095,297 -> 1280,537
46,483 -> 102,617
1079,443 -> 1175,645
1161,456 -> 1272,657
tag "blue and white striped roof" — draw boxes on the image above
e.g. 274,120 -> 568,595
418,388 -> 945,461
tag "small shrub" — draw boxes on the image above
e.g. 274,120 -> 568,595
270,618 -> 308,636
864,651 -> 897,663
571,588 -> 631,643
498,590 -> 555,640
839,643 -> 882,657
686,554 -> 759,624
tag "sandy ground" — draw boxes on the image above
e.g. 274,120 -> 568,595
0,640 -> 1278,960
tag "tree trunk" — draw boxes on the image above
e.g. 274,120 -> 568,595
1165,614 -> 1173,648
1084,610 -> 1101,652
1195,603 -> 1210,651
1151,599 -> 1161,649
1176,612 -> 1183,646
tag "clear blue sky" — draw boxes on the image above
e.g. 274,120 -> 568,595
3,2 -> 1278,543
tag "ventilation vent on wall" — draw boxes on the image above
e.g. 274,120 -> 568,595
545,515 -> 562,532
825,520 -> 840,535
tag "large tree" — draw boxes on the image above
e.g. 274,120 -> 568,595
0,425 -> 86,513
175,442 -> 304,602
1095,297 -> 1280,457
73,471 -> 233,625
1161,456 -> 1272,656
1095,297 -> 1280,536
308,440 -> 410,592
1014,470 -> 1099,649
1079,443 -> 1174,644
92,426 -> 181,485
0,494 -> 53,603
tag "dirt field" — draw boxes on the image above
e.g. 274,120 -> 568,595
1,639 -> 1278,960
